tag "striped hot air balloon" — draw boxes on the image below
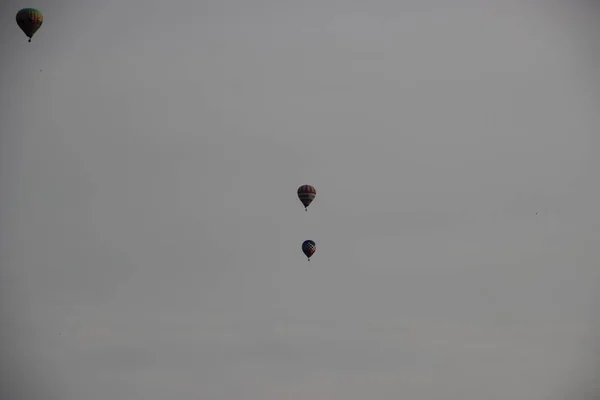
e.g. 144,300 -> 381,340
302,240 -> 316,261
16,8 -> 43,42
297,185 -> 316,211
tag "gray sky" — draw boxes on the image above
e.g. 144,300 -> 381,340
1,1 -> 600,399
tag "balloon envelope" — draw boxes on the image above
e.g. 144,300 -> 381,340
297,185 -> 316,209
302,240 -> 316,260
16,8 -> 43,41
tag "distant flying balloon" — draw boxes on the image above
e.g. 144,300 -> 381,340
297,185 -> 316,211
16,8 -> 43,42
302,240 -> 316,261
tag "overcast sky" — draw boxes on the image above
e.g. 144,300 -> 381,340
1,1 -> 600,399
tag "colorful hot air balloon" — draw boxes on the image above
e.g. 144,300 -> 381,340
297,185 -> 316,211
16,8 -> 43,42
302,240 -> 316,261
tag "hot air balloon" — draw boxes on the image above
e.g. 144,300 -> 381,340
16,8 -> 43,42
297,185 -> 316,211
302,240 -> 316,261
